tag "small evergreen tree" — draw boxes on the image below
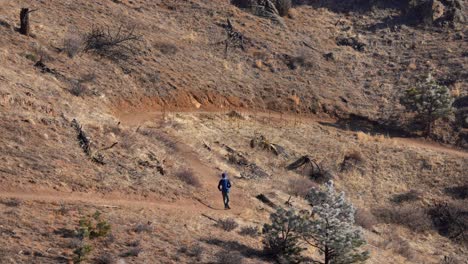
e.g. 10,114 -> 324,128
263,208 -> 308,263
305,181 -> 369,264
401,74 -> 453,137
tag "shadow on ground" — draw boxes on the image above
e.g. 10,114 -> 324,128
201,237 -> 266,260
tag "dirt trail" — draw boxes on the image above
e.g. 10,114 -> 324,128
0,139 -> 250,217
2,108 -> 465,216
115,109 -> 468,158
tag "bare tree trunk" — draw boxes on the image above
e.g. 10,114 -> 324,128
19,8 -> 30,36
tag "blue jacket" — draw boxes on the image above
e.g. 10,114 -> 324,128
218,178 -> 231,193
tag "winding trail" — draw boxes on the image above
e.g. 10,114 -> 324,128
1,109 -> 466,214
115,109 -> 468,158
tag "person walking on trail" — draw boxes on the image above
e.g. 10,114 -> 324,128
218,172 -> 232,209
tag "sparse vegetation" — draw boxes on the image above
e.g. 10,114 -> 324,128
288,177 -> 316,198
133,222 -> 153,233
215,250 -> 244,264
73,243 -> 92,263
155,42 -> 178,55
82,25 -> 141,61
175,169 -> 201,187
239,225 -> 260,237
179,243 -> 204,261
216,218 -> 239,232
63,32 -> 83,58
69,81 -> 87,96
354,208 -> 378,230
390,189 -> 422,204
76,211 -> 111,239
373,204 -> 432,232
428,202 -> 467,244
0,198 -> 22,207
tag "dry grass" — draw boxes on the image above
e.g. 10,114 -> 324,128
355,208 -> 378,230
216,218 -> 239,232
288,177 -> 317,198
373,204 -> 432,232
174,169 -> 201,187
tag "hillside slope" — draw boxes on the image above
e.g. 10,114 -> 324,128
0,0 -> 467,263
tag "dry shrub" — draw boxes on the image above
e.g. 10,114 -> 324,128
63,32 -> 83,58
285,54 -> 313,70
216,218 -> 239,232
428,202 -> 467,244
120,247 -> 142,257
356,131 -> 392,143
155,42 -> 178,55
372,204 -> 432,232
175,169 -> 201,187
95,253 -> 116,264
179,243 -> 204,261
383,234 -> 415,260
83,25 -> 141,61
69,81 -> 87,96
354,208 -> 378,229
288,177 -> 316,198
133,222 -> 153,233
390,189 -> 422,204
239,226 -> 260,237
0,198 -> 22,207
340,150 -> 364,172
215,250 -> 244,264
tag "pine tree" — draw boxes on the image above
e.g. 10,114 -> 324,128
401,74 -> 453,137
305,181 -> 369,264
262,208 -> 308,264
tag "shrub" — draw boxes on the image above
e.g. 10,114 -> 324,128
133,222 -> 153,233
216,218 -> 239,232
175,169 -> 201,187
354,208 -> 378,230
239,226 -> 259,237
373,204 -> 432,232
95,253 -> 116,264
340,150 -> 364,172
69,81 -> 87,97
73,243 -> 92,263
428,202 -> 467,244
390,189 -> 422,204
215,250 -> 244,264
120,247 -> 142,257
82,25 -> 141,61
155,42 -> 178,55
274,0 -> 292,17
180,243 -> 204,261
1,198 -> 22,207
308,165 -> 334,184
76,211 -> 111,239
383,234 -> 415,260
288,177 -> 316,198
63,33 -> 83,58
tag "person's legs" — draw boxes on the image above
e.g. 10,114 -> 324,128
225,192 -> 230,209
222,191 -> 230,209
